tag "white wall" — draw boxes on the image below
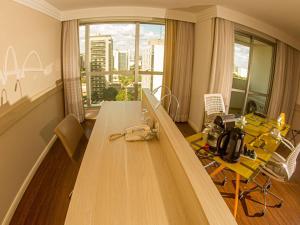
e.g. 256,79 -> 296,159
188,19 -> 214,132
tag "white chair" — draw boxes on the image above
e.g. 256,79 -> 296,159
155,94 -> 180,122
168,94 -> 180,121
204,94 -> 226,126
240,143 -> 300,216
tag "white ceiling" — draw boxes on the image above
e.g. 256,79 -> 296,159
45,0 -> 300,39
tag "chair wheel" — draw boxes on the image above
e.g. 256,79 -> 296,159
275,202 -> 283,208
254,211 -> 265,217
221,179 -> 227,186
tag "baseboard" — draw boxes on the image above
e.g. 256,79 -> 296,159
187,119 -> 200,133
1,135 -> 57,225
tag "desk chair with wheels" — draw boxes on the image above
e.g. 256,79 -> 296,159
240,143 -> 300,216
204,93 -> 226,126
54,114 -> 88,198
54,114 -> 86,160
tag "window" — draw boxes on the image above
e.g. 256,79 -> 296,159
229,33 -> 275,115
80,22 -> 165,107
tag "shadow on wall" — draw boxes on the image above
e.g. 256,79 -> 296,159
0,81 -> 63,137
40,117 -> 62,143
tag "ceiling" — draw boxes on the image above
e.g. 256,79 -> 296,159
45,0 -> 300,39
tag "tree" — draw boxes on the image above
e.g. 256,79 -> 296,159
91,92 -> 100,103
104,87 -> 118,101
116,89 -> 134,101
117,75 -> 135,101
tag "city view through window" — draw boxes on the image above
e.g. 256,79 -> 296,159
79,22 -> 165,107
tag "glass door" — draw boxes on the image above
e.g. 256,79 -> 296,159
246,39 -> 274,114
229,33 -> 275,115
229,34 -> 251,114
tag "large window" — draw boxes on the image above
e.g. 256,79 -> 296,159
80,22 -> 165,107
229,32 -> 275,115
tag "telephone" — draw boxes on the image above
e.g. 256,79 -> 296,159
109,124 -> 157,142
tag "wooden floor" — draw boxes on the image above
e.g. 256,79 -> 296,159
9,120 -> 94,225
10,121 -> 300,225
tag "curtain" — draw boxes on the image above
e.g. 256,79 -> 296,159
162,20 -> 177,104
62,20 -> 85,122
163,19 -> 195,122
268,41 -> 300,123
209,18 -> 235,110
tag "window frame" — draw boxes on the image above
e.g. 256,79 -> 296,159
80,20 -> 165,108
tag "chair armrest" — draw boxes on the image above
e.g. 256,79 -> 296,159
282,137 -> 295,151
271,152 -> 286,163
261,159 -> 288,182
260,164 -> 286,182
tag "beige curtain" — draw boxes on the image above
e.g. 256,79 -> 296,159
162,20 -> 194,122
162,20 -> 177,101
268,41 -> 300,123
171,21 -> 194,122
62,20 -> 85,122
209,18 -> 235,110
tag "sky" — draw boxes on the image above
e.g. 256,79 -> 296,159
234,43 -> 250,77
79,23 -> 165,54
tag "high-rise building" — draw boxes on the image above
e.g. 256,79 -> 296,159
141,48 -> 152,71
113,50 -> 119,71
141,39 -> 164,94
141,39 -> 164,72
89,35 -> 113,103
89,35 -> 113,72
118,51 -> 128,71
149,39 -> 164,72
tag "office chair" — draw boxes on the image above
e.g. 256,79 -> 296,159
152,86 -> 172,116
186,94 -> 227,186
155,94 -> 180,122
54,114 -> 87,198
204,93 -> 226,126
168,94 -> 180,121
240,143 -> 300,216
54,114 -> 86,160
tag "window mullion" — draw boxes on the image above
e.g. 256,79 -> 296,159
85,25 -> 91,107
134,22 -> 140,100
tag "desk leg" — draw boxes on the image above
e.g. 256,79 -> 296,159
234,173 -> 240,218
210,165 -> 226,178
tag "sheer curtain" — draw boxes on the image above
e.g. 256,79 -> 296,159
268,41 -> 300,123
62,20 -> 85,122
163,19 -> 195,122
209,18 -> 235,111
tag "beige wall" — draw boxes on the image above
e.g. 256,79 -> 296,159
0,0 -> 61,105
0,89 -> 64,223
188,19 -> 214,132
0,1 -> 63,223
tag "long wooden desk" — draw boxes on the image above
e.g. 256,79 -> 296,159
64,89 -> 237,225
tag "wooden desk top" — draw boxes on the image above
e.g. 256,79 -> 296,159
64,101 -> 188,225
64,90 -> 237,225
